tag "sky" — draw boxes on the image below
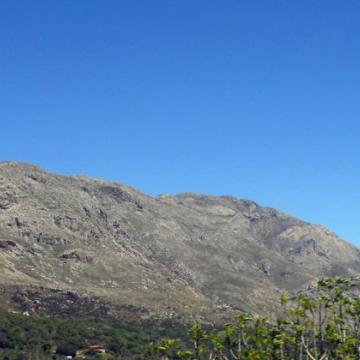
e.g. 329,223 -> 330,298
0,1 -> 359,245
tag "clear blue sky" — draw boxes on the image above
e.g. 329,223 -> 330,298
1,1 -> 359,245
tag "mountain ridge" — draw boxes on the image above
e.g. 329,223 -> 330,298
0,161 -> 359,321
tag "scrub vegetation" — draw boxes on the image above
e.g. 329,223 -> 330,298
2,277 -> 360,359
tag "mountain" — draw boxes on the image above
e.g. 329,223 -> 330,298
0,162 -> 359,321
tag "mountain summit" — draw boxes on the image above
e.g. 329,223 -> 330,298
0,162 -> 359,319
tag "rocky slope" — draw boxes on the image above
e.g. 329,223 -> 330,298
0,162 -> 359,320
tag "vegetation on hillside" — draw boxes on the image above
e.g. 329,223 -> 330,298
0,313 -> 186,359
1,277 -> 360,359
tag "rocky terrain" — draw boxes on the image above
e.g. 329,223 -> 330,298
0,161 -> 359,321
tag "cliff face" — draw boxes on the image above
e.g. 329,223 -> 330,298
0,162 -> 359,319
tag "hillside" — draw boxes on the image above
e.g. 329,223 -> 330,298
0,162 -> 359,321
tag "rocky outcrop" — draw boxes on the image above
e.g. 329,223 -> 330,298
60,250 -> 94,263
0,239 -> 16,250
3,285 -> 151,323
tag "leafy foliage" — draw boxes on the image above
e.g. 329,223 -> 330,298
149,277 -> 360,359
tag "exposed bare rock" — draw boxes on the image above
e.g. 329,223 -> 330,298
0,193 -> 17,210
60,250 -> 94,263
0,239 -> 16,249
